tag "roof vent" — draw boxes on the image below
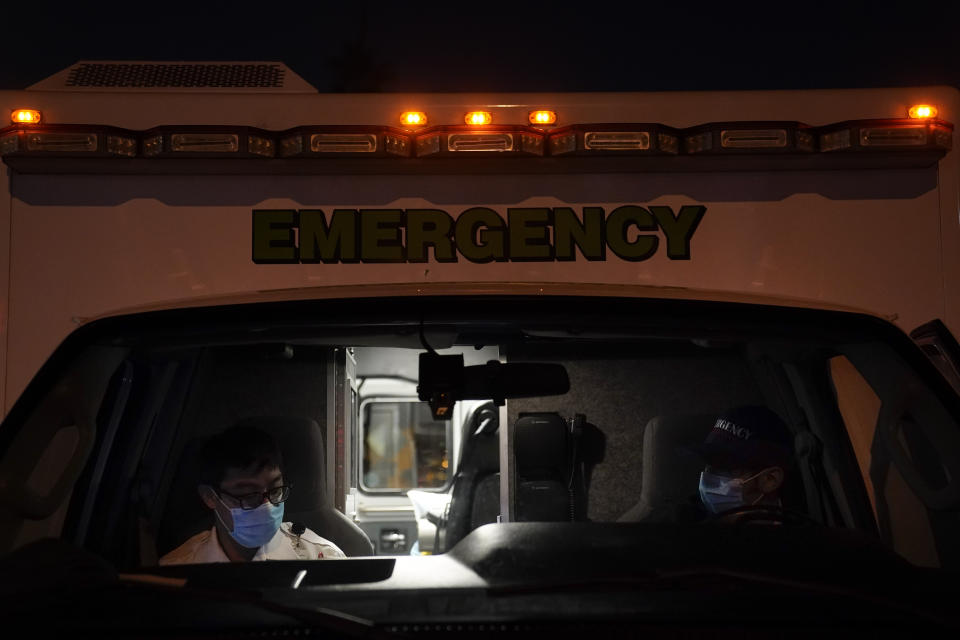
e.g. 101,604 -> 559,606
67,63 -> 284,88
28,61 -> 316,93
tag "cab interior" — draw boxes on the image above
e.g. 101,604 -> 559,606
1,296 -> 959,576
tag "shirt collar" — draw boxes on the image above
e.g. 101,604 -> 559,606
201,525 -> 288,562
197,526 -> 231,563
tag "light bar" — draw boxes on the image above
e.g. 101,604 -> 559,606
11,109 -> 41,125
0,118 -> 951,165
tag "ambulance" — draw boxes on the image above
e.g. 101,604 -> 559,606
0,61 -> 959,635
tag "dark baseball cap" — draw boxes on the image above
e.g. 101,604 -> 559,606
694,405 -> 794,470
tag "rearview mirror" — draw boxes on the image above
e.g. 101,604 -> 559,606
417,353 -> 570,420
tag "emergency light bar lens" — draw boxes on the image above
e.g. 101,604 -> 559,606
248,135 -> 275,157
416,134 -> 441,156
820,129 -> 851,152
280,135 -> 303,157
107,135 -> 136,157
385,134 -> 411,156
465,111 -> 492,126
0,133 -> 19,155
529,110 -> 557,125
685,132 -> 713,154
520,133 -> 544,155
11,109 -> 41,125
658,133 -> 679,155
934,127 -> 952,149
401,112 -> 427,127
310,134 -> 377,153
720,129 -> 788,148
447,133 -> 513,152
143,135 -> 163,157
859,126 -> 927,146
26,133 -> 97,152
549,134 -> 576,155
171,133 -> 238,152
584,131 -> 650,150
909,104 -> 938,119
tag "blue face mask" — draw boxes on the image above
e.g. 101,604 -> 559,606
215,496 -> 284,549
698,470 -> 763,515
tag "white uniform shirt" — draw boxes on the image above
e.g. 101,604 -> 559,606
159,522 -> 346,565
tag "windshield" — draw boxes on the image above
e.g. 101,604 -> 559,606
1,296 -> 959,629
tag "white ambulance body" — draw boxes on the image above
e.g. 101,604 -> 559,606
1,62 -> 956,419
1,62 -> 958,553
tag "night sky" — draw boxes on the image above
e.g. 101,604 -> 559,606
2,2 -> 959,93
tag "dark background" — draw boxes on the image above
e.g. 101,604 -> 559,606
2,2 -> 958,92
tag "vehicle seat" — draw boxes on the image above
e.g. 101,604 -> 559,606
442,402 -> 500,551
158,416 -> 374,557
617,414 -> 715,523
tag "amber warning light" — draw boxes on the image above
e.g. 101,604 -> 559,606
401,111 -> 427,127
909,104 -> 938,119
11,109 -> 41,125
465,111 -> 492,126
529,110 -> 557,125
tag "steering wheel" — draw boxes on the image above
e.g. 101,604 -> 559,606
709,504 -> 821,526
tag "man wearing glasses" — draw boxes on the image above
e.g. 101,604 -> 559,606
160,425 -> 345,564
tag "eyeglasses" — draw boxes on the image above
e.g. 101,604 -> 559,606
215,484 -> 293,510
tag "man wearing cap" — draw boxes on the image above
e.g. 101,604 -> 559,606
695,406 -> 795,521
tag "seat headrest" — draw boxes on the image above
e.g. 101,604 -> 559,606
471,404 -> 500,437
641,414 -> 716,498
230,416 -> 328,512
515,413 -> 568,475
457,402 -> 500,474
462,401 -> 499,440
